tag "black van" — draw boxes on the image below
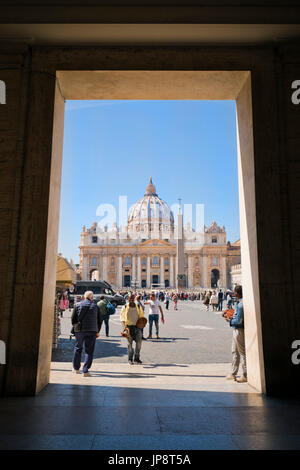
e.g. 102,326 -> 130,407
69,280 -> 126,308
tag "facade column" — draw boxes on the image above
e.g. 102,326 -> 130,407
175,255 -> 178,288
160,255 -> 164,287
202,254 -> 207,288
102,253 -> 107,281
137,255 -> 141,288
222,256 -> 227,289
188,254 -> 193,288
132,254 -> 136,287
83,255 -> 88,280
170,255 -> 174,288
117,254 -> 122,288
147,255 -> 151,288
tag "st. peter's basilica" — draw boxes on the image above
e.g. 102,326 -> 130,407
79,178 -> 241,290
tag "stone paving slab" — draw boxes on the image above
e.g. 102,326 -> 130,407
0,362 -> 300,450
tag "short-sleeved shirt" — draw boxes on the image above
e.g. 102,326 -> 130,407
148,299 -> 161,316
127,306 -> 139,325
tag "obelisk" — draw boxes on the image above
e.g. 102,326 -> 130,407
176,199 -> 186,289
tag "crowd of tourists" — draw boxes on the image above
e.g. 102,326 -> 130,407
69,285 -> 247,383
118,288 -> 235,312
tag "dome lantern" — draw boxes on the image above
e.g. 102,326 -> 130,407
145,176 -> 157,196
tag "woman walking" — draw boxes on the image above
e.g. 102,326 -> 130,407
172,293 -> 178,310
59,291 -> 69,317
203,291 -> 211,311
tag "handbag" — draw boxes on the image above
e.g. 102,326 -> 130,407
120,327 -> 130,338
71,303 -> 91,334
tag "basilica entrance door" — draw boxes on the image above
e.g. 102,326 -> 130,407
124,275 -> 131,287
211,269 -> 220,288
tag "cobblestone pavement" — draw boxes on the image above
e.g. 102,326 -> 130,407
52,300 -> 233,364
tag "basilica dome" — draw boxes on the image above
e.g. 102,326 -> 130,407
128,177 -> 174,233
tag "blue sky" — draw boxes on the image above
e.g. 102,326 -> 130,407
58,100 -> 240,263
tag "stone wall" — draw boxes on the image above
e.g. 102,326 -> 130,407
0,44 -> 299,396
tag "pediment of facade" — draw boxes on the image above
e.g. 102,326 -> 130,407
138,238 -> 175,248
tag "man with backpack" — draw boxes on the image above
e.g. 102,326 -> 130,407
97,295 -> 115,337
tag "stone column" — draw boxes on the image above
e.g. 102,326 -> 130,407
160,255 -> 164,287
102,254 -> 107,281
146,255 -> 151,288
188,254 -> 193,288
83,255 -> 88,280
132,254 -> 136,287
202,255 -> 207,288
175,255 -> 178,288
137,255 -> 141,288
117,254 -> 122,288
222,256 -> 227,289
170,255 -> 174,288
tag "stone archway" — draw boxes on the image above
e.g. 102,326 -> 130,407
1,50 -> 273,396
90,269 -> 100,281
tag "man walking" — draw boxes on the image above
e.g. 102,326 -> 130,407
144,292 -> 165,339
120,293 -> 145,364
71,290 -> 100,377
218,289 -> 224,311
224,285 -> 247,383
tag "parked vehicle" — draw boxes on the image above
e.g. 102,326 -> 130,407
69,280 -> 126,308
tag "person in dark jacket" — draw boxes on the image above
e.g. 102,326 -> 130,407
217,289 -> 224,311
71,290 -> 100,377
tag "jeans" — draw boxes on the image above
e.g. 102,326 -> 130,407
218,300 -> 223,311
73,331 -> 97,373
149,313 -> 159,336
127,326 -> 142,361
99,314 -> 109,336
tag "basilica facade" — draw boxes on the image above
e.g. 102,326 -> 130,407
79,178 -> 241,290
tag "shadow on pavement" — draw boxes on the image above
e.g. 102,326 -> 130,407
51,337 -> 128,362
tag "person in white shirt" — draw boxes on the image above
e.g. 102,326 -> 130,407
144,292 -> 164,339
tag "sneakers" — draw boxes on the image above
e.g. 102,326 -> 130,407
128,359 -> 134,365
134,358 -> 142,364
226,374 -> 236,380
236,375 -> 248,383
147,334 -> 152,339
83,372 -> 92,377
73,369 -> 80,374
